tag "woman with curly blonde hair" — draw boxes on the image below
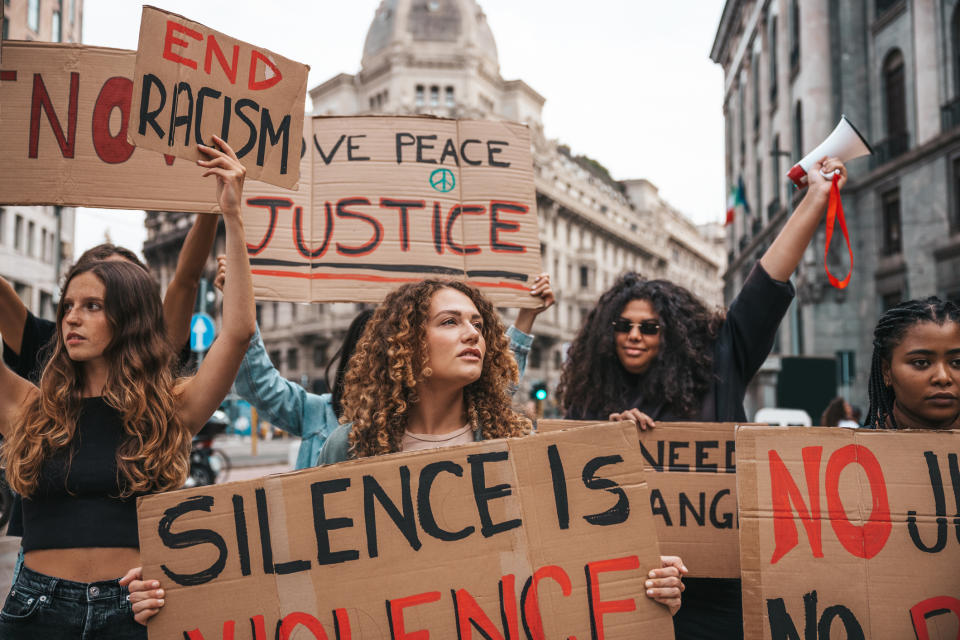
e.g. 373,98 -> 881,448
319,279 -> 530,460
0,137 -> 255,638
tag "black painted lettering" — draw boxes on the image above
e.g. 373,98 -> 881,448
547,444 -> 570,530
439,138 -> 459,166
232,494 -> 251,576
582,455 -> 629,526
167,82 -> 193,147
158,495 -> 227,587
709,489 -> 734,529
233,98 -> 259,159
418,461 -> 475,541
311,478 -> 360,565
138,73 -> 166,138
468,451 -> 522,538
194,87 -> 222,146
725,440 -> 736,473
416,134 -> 437,163
650,489 -> 672,526
347,134 -> 370,161
909,451 -> 948,553
460,139 -> 482,165
487,140 -> 511,167
363,467 -> 421,558
379,199 -> 424,252
489,202 -> 526,253
315,134 -> 346,165
395,132 -> 415,163
639,440 -> 665,471
668,441 -> 689,472
257,108 -> 290,174
695,440 -> 719,472
679,492 -> 705,527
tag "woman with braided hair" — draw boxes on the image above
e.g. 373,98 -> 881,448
558,157 -> 848,639
865,297 -> 960,430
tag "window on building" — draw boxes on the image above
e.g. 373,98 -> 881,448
369,97 -> 376,109
69,0 -> 74,23
255,303 -> 262,326
2,16 -> 8,40
953,7 -> 960,100
39,291 -> 54,320
415,85 -> 424,107
52,10 -> 61,42
579,265 -> 588,289
789,0 -> 800,73
28,0 -> 40,32
755,157 -> 763,219
529,345 -> 541,369
14,215 -> 23,252
41,229 -> 48,261
883,49 -> 907,154
881,187 -> 902,256
445,86 -> 454,108
881,291 -> 902,311
769,16 -> 779,103
836,350 -> 855,386
792,100 -> 803,164
752,51 -> 761,135
738,79 -> 746,159
287,347 -> 299,371
269,350 -> 281,369
429,85 -> 439,107
313,345 -> 325,368
953,157 -> 960,230
771,134 -> 781,207
0,208 -> 5,245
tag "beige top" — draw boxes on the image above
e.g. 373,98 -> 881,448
401,423 -> 474,452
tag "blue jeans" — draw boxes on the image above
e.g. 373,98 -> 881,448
0,564 -> 145,639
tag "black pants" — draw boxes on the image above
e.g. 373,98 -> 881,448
673,577 -> 743,639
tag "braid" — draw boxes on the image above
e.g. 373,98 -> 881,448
865,297 -> 960,428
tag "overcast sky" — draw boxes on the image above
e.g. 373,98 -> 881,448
77,0 -> 727,256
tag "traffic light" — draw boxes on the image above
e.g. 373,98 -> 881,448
530,381 -> 548,402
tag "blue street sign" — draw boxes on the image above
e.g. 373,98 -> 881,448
190,312 -> 216,352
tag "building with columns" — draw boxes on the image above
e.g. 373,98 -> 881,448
0,0 -> 82,319
712,0 -> 960,419
145,0 -> 725,408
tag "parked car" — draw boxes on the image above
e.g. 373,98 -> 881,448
753,407 -> 812,426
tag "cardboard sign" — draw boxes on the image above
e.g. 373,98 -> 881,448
137,423 -> 674,639
0,42 -> 216,212
242,115 -> 543,306
129,7 -> 308,189
540,420 -> 740,578
738,426 -> 960,640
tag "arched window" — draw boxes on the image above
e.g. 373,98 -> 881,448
882,49 -> 907,157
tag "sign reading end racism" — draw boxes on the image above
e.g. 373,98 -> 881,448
137,423 -> 674,639
130,6 -> 308,188
738,426 -> 960,640
241,116 -> 543,306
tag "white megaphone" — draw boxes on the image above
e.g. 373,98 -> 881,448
786,114 -> 872,188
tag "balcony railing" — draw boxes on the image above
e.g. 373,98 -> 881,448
871,131 -> 910,168
942,97 -> 960,131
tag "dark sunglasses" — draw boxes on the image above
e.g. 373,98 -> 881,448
611,318 -> 661,335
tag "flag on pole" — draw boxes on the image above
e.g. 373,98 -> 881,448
724,175 -> 750,226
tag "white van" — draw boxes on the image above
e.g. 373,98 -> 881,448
753,407 -> 812,426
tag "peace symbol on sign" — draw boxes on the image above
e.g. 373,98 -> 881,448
429,168 -> 456,193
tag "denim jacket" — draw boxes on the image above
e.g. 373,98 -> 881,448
233,324 -> 533,470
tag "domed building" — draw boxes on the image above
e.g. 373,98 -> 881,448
144,0 -> 725,410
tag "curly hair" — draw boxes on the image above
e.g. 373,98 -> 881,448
558,273 -> 724,420
341,280 -> 531,458
4,261 -> 190,498
866,297 -> 960,429
820,397 -> 848,427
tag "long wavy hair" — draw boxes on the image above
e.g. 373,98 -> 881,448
866,297 -> 960,429
341,280 -> 531,458
559,273 -> 724,419
325,308 -> 374,418
4,261 -> 190,498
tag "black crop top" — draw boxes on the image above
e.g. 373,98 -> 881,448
21,397 -> 143,551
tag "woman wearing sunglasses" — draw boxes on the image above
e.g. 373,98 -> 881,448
557,157 -> 847,639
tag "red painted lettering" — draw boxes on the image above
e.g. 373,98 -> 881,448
453,586 -> 514,640
204,35 -> 239,84
248,50 -> 282,91
162,20 -> 202,70
825,444 -> 891,559
91,76 -> 135,164
245,197 -> 288,255
769,447 -> 824,563
910,596 -> 960,640
184,616 -> 265,640
522,565 -> 573,640
278,611 -> 329,640
29,72 -> 79,159
585,556 -> 639,640
387,591 -> 441,640
333,608 -> 352,640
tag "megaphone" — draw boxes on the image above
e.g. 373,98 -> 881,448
786,115 -> 872,188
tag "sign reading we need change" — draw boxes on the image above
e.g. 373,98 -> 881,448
240,115 -> 542,306
137,422 -> 674,640
738,426 -> 960,640
129,6 -> 308,188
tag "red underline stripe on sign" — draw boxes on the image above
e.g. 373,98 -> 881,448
250,269 -> 530,291
0,71 -> 17,81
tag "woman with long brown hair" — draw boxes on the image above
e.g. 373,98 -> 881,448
0,137 -> 255,638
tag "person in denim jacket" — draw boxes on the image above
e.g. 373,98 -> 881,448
217,258 -> 554,470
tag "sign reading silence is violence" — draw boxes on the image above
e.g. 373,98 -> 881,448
0,42 -> 541,306
129,6 -> 308,189
737,426 -> 960,640
136,422 -> 674,640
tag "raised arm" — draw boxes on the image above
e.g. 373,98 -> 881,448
0,342 -> 39,438
760,157 -> 847,282
0,276 -> 28,356
162,214 -> 219,350
177,136 -> 256,435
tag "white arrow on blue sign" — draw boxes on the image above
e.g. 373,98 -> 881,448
190,312 -> 216,353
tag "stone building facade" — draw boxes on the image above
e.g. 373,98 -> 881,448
145,0 -> 725,405
0,0 -> 82,319
712,0 -> 960,418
